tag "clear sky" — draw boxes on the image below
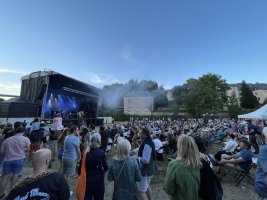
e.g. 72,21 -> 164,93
0,0 -> 267,96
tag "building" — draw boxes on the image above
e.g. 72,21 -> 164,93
253,90 -> 267,104
124,96 -> 154,115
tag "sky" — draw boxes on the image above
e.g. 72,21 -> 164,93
0,0 -> 267,97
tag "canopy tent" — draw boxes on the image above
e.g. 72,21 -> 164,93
238,104 -> 267,119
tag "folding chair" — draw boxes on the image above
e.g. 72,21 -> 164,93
233,166 -> 255,186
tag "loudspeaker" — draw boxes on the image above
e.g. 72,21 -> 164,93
36,83 -> 48,100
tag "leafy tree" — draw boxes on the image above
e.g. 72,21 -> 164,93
180,78 -> 200,116
152,90 -> 168,109
140,80 -> 158,91
178,73 -> 229,116
228,91 -> 242,118
240,81 -> 259,109
171,85 -> 186,105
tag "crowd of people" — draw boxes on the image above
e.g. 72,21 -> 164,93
0,116 -> 267,200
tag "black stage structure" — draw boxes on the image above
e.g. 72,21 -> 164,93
0,71 -> 102,126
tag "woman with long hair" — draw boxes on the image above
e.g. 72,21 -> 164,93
108,140 -> 142,200
164,134 -> 202,200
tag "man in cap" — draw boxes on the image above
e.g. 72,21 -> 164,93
254,127 -> 267,199
218,139 -> 253,180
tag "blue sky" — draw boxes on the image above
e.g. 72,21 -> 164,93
0,0 -> 267,96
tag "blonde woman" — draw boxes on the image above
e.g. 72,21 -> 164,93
164,134 -> 202,200
108,140 -> 142,200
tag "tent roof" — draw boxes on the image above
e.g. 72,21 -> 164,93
238,104 -> 267,119
21,71 -> 100,92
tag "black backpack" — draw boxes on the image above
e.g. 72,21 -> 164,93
199,158 -> 223,200
30,129 -> 42,142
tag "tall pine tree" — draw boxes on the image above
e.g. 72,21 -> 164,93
240,81 -> 259,109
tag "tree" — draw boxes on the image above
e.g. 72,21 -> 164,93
263,98 -> 267,105
140,80 -> 158,91
152,90 -> 168,109
178,73 -> 229,116
240,81 -> 259,109
171,85 -> 186,105
228,91 -> 242,118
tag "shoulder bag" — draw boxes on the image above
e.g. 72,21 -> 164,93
76,152 -> 87,200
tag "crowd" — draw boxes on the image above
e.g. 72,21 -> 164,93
0,116 -> 267,200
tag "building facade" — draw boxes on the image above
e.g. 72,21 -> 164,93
124,96 -> 154,115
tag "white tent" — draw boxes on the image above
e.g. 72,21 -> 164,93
238,104 -> 267,119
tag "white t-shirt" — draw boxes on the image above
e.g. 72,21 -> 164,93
223,139 -> 238,152
117,136 -> 125,143
153,138 -> 163,154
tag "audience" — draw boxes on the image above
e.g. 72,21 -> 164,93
0,117 -> 265,199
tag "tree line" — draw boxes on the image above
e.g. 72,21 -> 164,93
100,73 -> 264,118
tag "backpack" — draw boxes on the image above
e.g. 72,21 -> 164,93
199,158 -> 223,200
30,129 -> 42,142
50,130 -> 61,140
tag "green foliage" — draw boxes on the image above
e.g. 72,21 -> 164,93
152,90 -> 168,110
171,85 -> 185,105
176,73 -> 229,116
227,91 -> 242,118
240,81 -> 259,109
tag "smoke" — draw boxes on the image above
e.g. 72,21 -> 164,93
100,80 -> 168,109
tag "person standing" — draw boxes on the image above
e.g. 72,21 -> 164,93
135,128 -> 157,200
254,127 -> 267,199
247,120 -> 260,154
50,113 -> 64,160
5,149 -> 70,200
108,140 -> 142,200
0,127 -> 30,198
85,133 -> 108,200
4,122 -> 22,140
99,126 -> 109,152
164,134 -> 202,200
62,126 -> 81,186
57,128 -> 70,173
